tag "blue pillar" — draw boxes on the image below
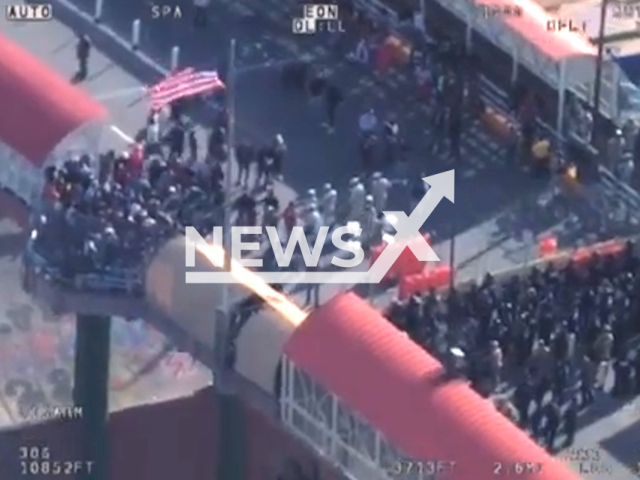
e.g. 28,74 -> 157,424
73,315 -> 111,480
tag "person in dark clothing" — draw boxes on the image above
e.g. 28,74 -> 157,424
563,398 -> 578,448
234,192 -> 256,226
207,125 -> 227,162
193,1 -> 208,28
431,107 -> 447,154
383,116 -> 400,164
552,360 -> 569,403
324,84 -> 344,130
578,362 -> 595,408
169,125 -> 185,157
187,130 -> 198,162
236,142 -> 254,188
552,329 -> 569,362
256,146 -> 273,187
210,161 -> 224,190
360,135 -> 376,172
263,186 -> 280,212
535,375 -> 552,405
543,401 -> 561,451
304,265 -> 321,309
613,358 -> 634,398
281,61 -> 311,92
75,33 -> 91,82
513,379 -> 533,428
409,174 -> 428,210
308,72 -> 327,98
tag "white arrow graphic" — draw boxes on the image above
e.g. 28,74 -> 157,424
186,170 -> 454,284
364,169 -> 455,283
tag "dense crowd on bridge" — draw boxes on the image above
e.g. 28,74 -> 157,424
31,110 -> 230,287
28,94 -> 410,296
386,241 -> 640,451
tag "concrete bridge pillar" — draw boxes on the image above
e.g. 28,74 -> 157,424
73,315 -> 111,480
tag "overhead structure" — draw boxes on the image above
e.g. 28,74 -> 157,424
282,293 -> 582,480
145,235 -> 306,394
606,36 -> 640,86
0,32 -> 107,203
434,0 -> 621,133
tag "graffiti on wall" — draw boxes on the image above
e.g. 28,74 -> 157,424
0,305 -> 210,425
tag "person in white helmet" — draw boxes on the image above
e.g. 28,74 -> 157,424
304,188 -> 317,212
359,195 -> 378,251
371,171 -> 391,212
319,183 -> 338,227
348,177 -> 366,221
303,202 -> 323,243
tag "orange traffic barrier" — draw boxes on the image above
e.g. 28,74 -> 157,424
572,240 -> 625,266
398,274 -> 418,299
370,233 -> 431,282
405,270 -> 434,298
538,235 -> 558,257
396,233 -> 431,277
594,240 -> 624,257
429,265 -> 452,289
397,265 -> 453,299
572,247 -> 591,265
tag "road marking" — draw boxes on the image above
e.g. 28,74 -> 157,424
110,125 -> 135,144
94,86 -> 147,101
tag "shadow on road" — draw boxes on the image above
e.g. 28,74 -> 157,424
0,233 -> 27,259
599,417 -> 640,473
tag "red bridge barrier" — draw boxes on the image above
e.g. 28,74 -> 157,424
398,265 -> 452,299
370,233 -> 431,282
571,239 -> 625,266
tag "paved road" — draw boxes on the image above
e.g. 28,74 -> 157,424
560,392 -> 640,479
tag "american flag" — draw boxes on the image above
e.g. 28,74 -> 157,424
150,67 -> 225,110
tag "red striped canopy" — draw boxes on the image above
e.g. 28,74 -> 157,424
0,32 -> 107,165
150,68 -> 225,110
285,293 -> 582,480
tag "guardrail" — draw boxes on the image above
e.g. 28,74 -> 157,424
440,236 -> 634,299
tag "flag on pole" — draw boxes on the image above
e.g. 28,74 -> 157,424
150,67 -> 225,110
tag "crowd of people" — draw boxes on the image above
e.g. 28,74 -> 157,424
26,87 -> 415,298
282,27 -> 485,169
385,241 -> 640,451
